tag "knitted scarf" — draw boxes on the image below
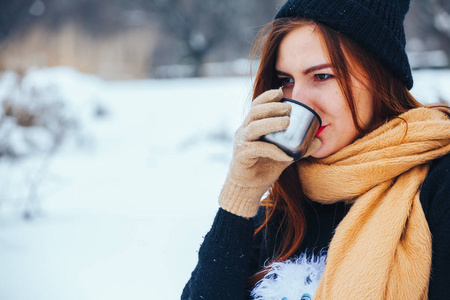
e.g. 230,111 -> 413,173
297,107 -> 450,299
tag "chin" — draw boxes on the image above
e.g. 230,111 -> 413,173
309,142 -> 337,158
310,148 -> 328,159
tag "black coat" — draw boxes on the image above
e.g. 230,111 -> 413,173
182,154 -> 450,300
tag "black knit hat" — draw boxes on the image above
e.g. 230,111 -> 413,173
275,0 -> 413,89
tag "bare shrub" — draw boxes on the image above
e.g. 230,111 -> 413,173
0,70 -> 95,219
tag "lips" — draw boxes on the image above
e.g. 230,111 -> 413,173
315,125 -> 327,137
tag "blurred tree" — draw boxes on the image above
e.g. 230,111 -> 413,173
0,0 -> 156,77
142,0 -> 284,76
0,0 -> 141,39
0,0 -> 36,41
406,0 -> 450,67
1,0 -> 449,77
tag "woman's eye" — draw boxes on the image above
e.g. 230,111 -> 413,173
279,77 -> 294,86
315,74 -> 333,81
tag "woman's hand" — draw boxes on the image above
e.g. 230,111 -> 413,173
219,88 -> 294,218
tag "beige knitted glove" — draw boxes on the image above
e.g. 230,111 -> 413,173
219,88 -> 295,218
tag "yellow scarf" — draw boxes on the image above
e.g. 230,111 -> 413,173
297,107 -> 450,299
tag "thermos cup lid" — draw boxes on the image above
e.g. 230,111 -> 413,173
282,98 -> 322,126
260,98 -> 322,160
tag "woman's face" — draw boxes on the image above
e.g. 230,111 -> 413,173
275,25 -> 374,158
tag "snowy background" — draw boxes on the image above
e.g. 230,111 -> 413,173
0,67 -> 449,300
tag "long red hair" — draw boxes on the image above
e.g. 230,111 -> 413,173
248,18 -> 426,285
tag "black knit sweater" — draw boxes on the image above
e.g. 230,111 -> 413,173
182,154 -> 450,300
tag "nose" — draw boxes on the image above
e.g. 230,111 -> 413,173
288,83 -> 316,111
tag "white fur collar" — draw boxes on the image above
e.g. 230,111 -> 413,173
251,252 -> 326,300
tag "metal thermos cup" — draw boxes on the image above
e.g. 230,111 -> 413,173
261,98 -> 322,160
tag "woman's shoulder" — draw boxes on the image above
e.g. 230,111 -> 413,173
422,153 -> 450,198
420,153 -> 450,224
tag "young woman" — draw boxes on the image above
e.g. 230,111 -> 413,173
182,0 -> 450,299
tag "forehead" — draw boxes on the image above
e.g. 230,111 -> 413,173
276,25 -> 330,71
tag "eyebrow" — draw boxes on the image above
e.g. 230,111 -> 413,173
275,63 -> 333,76
275,70 -> 291,77
304,63 -> 333,75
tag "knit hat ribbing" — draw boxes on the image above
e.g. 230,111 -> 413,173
275,0 -> 413,89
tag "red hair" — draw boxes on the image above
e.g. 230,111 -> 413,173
248,18 -> 426,285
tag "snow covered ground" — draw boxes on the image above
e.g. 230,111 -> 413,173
0,67 -> 449,300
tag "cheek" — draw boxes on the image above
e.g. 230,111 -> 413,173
355,93 -> 374,128
361,99 -> 374,126
312,87 -> 343,117
327,83 -> 346,109
331,96 -> 360,142
341,117 -> 360,141
351,80 -> 374,128
327,92 -> 352,120
282,89 -> 292,99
